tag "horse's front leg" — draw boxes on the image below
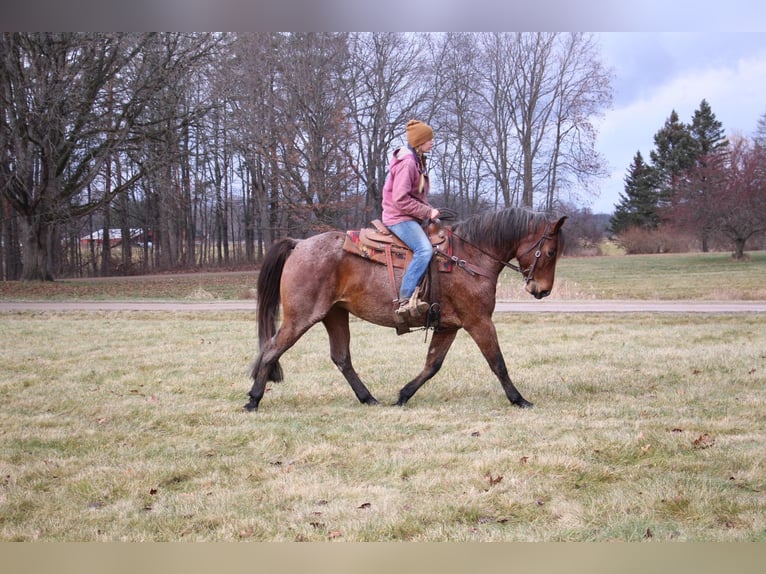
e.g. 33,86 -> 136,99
464,319 -> 533,408
323,307 -> 378,405
396,329 -> 458,406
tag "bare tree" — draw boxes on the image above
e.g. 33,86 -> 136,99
0,32 -> 220,279
1,33 -> 149,279
673,136 -> 766,259
344,33 -> 431,224
544,33 -> 612,210
223,33 -> 284,259
427,33 -> 487,214
470,33 -> 611,210
275,33 -> 356,233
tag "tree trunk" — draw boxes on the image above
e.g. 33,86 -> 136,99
19,214 -> 55,281
732,238 -> 746,260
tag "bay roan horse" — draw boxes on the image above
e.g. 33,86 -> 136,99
244,208 -> 566,411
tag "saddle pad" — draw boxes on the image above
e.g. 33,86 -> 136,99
343,228 -> 454,272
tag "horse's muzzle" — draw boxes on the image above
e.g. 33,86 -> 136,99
526,281 -> 551,299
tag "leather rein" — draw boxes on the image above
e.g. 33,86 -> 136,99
437,221 -> 554,284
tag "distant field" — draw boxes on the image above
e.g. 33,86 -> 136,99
1,251 -> 765,302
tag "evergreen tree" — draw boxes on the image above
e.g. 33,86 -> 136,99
684,99 -> 729,251
690,99 -> 728,159
610,151 -> 660,234
649,110 -> 700,206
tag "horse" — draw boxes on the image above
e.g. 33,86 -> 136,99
244,207 -> 566,411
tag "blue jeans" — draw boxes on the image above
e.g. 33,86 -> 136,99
389,220 -> 433,300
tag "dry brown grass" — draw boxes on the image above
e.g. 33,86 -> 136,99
1,310 -> 764,541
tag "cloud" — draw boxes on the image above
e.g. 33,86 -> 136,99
591,38 -> 766,213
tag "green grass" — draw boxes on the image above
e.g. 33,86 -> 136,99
1,311 -> 764,541
498,251 -> 766,300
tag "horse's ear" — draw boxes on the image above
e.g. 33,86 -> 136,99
552,215 -> 567,234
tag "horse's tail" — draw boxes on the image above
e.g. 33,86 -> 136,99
254,237 -> 298,382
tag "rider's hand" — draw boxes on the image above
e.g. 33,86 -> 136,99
430,208 -> 440,220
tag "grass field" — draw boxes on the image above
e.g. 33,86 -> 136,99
1,251 -> 765,302
1,312 -> 765,541
1,252 -> 765,541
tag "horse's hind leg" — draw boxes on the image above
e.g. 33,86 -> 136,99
244,320 -> 314,412
396,329 -> 457,406
322,307 -> 379,405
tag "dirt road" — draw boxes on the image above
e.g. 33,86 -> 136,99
1,300 -> 765,313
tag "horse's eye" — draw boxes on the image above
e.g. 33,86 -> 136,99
547,249 -> 556,258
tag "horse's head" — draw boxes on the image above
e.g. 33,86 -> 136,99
516,215 -> 567,299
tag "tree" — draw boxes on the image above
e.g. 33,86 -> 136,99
674,136 -> 766,259
472,33 -> 611,210
754,109 -> 766,149
1,34 -> 145,279
0,32 -> 218,280
649,110 -> 701,208
610,151 -> 660,234
346,33 -> 430,222
426,32 -> 486,215
682,99 -> 730,250
690,99 -> 728,158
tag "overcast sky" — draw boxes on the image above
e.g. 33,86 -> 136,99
590,32 -> 766,214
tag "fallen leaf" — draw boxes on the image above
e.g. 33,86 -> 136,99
485,472 -> 503,486
358,502 -> 371,509
149,488 -> 158,495
471,431 -> 481,437
519,456 -> 529,465
692,433 -> 715,449
644,527 -> 653,539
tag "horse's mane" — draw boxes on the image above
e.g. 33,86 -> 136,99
452,207 -> 553,248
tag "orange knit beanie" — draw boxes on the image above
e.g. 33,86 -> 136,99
406,119 -> 433,149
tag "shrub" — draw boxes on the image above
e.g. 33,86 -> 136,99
615,226 -> 695,254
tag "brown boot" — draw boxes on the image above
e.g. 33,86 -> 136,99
393,298 -> 411,335
408,286 -> 430,318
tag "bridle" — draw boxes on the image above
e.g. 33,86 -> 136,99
444,221 -> 555,285
506,221 -> 554,284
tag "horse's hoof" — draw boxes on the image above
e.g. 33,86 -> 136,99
514,398 -> 534,409
364,397 -> 380,406
242,400 -> 259,412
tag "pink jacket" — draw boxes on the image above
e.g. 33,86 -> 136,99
381,146 -> 432,226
